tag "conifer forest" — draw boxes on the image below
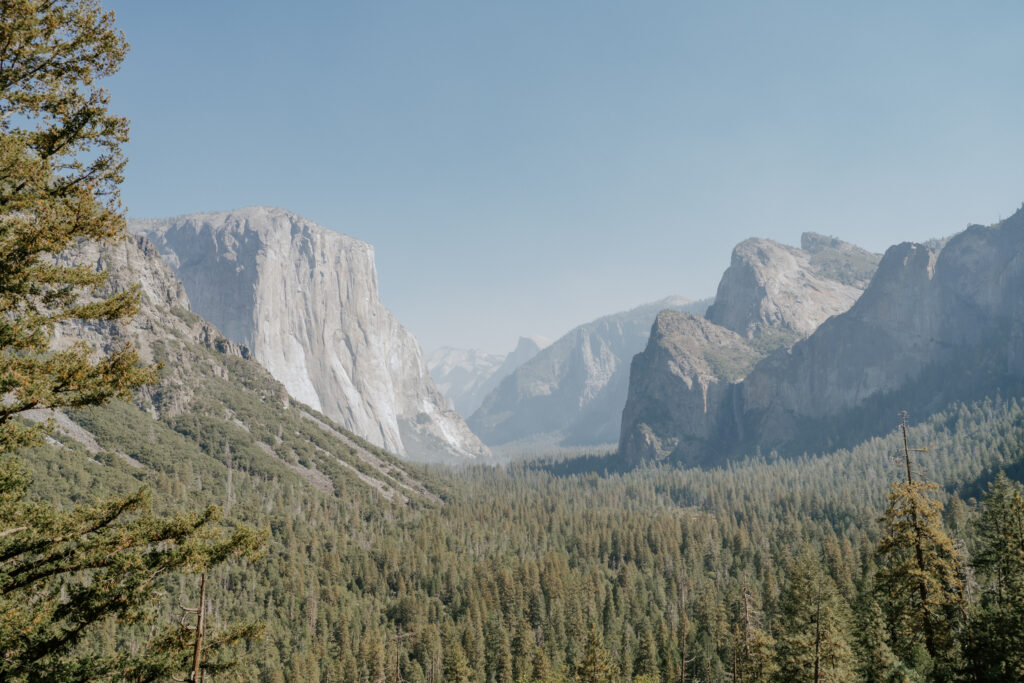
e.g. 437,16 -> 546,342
2,1 -> 1024,681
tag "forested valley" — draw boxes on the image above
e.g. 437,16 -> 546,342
20,394 -> 1024,681
3,1 -> 1024,682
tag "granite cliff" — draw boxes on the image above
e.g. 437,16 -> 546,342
47,234 -> 436,502
620,211 -> 1024,466
131,207 -> 488,462
617,311 -> 760,463
620,233 -> 881,465
706,233 -> 879,342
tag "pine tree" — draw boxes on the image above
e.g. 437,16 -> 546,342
0,0 -> 152,456
0,2 -> 265,679
774,545 -> 855,682
634,622 -> 660,678
731,587 -> 776,682
963,472 -> 1024,681
0,479 -> 264,681
875,414 -> 966,679
531,645 -> 554,682
852,571 -> 904,683
441,622 -> 474,683
576,624 -> 618,683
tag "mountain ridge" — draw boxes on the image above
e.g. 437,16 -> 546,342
619,232 -> 882,465
428,336 -> 548,417
619,207 -> 1024,466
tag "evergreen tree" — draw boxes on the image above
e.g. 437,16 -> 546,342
731,587 -> 776,682
0,0 -> 152,456
531,645 -> 554,682
576,624 -> 618,683
964,472 -> 1024,681
852,571 -> 905,683
0,2 -> 265,679
774,546 -> 855,682
875,415 -> 966,679
442,622 -> 474,683
634,622 -> 660,678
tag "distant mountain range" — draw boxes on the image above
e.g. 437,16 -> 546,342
95,201 -> 1024,473
467,296 -> 710,450
428,337 -> 548,418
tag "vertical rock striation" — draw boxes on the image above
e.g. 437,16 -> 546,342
131,207 -> 488,462
620,233 -> 881,466
620,209 -> 1024,467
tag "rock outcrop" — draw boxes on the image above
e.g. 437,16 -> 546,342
619,233 -> 881,466
50,234 -> 437,502
733,210 -> 1024,453
131,207 -> 488,462
705,233 -> 880,341
52,234 -> 215,416
428,336 -> 547,418
468,296 -> 706,449
618,312 -> 759,465
620,209 -> 1024,466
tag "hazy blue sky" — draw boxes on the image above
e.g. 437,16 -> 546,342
105,1 -> 1024,353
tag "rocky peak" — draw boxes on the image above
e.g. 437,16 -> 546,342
619,207 -> 1024,468
705,235 -> 880,341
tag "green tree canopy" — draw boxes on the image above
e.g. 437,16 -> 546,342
0,2 -> 265,679
875,416 -> 966,679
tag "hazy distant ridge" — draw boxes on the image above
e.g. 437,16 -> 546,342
468,296 -> 706,449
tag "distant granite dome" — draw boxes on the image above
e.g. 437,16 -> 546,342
131,206 -> 489,463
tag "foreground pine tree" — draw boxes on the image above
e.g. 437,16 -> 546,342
875,414 -> 966,680
963,472 -> 1024,681
0,1 -> 264,680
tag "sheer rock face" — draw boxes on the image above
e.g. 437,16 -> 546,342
618,311 -> 759,466
737,210 -> 1024,443
51,235 -> 435,501
620,233 -> 881,466
468,296 -> 704,449
53,235 -> 261,420
706,233 -> 880,340
620,208 -> 1024,466
130,207 -> 488,462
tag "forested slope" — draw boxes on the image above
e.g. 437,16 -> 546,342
25,387 -> 1024,680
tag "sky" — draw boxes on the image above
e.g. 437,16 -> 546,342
104,1 -> 1024,353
